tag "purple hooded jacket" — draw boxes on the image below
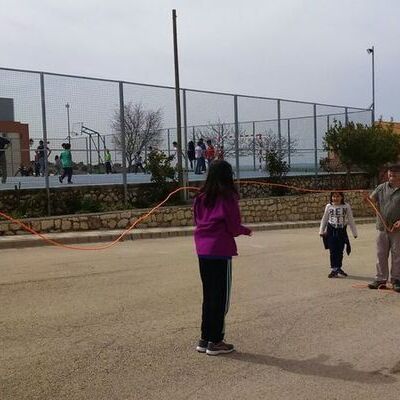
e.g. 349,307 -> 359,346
193,193 -> 251,257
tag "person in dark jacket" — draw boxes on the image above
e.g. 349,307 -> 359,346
0,135 -> 10,184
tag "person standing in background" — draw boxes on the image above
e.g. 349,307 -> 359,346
59,143 -> 73,184
36,140 -> 51,176
195,141 -> 204,175
105,149 -> 112,174
187,141 -> 195,170
205,139 -> 216,169
199,138 -> 207,173
0,134 -> 10,184
54,155 -> 62,176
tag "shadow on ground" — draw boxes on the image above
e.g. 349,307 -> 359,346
226,352 -> 396,384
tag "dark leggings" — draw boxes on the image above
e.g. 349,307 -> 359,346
199,257 -> 232,343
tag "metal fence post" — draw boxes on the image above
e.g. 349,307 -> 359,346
287,119 -> 291,168
327,115 -> 330,132
40,72 -> 51,216
119,82 -> 128,206
85,137 -> 89,167
277,99 -> 282,152
182,89 -> 189,200
313,103 -> 318,177
97,135 -> 101,167
88,135 -> 92,174
234,95 -> 240,184
167,129 -> 171,155
252,121 -> 256,171
9,139 -> 14,176
172,9 -> 184,195
345,107 -> 349,126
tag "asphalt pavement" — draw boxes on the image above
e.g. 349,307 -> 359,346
1,223 -> 400,400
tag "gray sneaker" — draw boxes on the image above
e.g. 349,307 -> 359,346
206,341 -> 235,356
196,339 -> 208,353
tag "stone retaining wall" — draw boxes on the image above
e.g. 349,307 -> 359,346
0,191 -> 374,236
0,173 -> 371,216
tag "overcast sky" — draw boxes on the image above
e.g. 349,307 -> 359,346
2,0 -> 399,121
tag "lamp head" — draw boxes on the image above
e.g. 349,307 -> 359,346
367,48 -> 373,54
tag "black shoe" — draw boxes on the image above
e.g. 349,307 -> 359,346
206,341 -> 235,356
368,280 -> 387,289
337,269 -> 348,277
196,339 -> 208,353
328,270 -> 338,278
392,280 -> 400,293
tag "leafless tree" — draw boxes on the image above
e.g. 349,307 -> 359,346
251,130 -> 297,172
194,119 -> 248,158
111,102 -> 163,172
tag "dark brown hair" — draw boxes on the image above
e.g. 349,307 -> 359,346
199,160 -> 238,208
329,191 -> 345,205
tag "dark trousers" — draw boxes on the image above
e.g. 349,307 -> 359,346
105,161 -> 112,174
0,153 -> 7,183
199,257 -> 232,343
195,157 -> 205,174
326,225 -> 347,270
329,239 -> 345,270
195,158 -> 202,174
60,167 -> 73,183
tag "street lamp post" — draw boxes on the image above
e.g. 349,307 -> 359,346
366,46 -> 375,124
65,103 -> 71,144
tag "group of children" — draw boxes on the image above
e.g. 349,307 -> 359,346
187,139 -> 223,174
193,160 -> 400,356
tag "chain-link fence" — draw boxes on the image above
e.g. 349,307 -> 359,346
0,66 -> 372,211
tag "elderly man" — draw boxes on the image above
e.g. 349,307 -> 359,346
368,164 -> 400,292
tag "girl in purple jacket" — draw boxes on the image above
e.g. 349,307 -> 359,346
193,160 -> 251,356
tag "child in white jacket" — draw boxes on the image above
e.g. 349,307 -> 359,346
319,192 -> 358,278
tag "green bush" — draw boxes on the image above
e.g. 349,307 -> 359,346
133,150 -> 181,207
264,149 -> 289,195
266,149 -> 289,177
323,121 -> 400,180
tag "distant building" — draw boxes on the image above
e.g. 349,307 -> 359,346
0,98 -> 31,176
377,120 -> 400,135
